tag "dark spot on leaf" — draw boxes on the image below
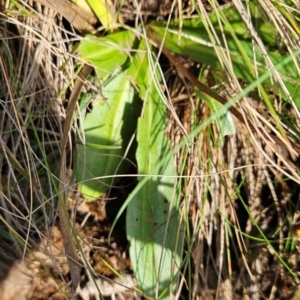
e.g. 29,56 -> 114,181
153,222 -> 157,226
136,218 -> 138,221
163,199 -> 168,204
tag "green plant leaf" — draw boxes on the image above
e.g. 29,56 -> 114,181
126,41 -> 183,299
147,4 -> 300,108
74,72 -> 139,201
79,30 -> 136,79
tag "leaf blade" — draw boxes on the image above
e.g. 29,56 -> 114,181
126,42 -> 183,298
74,72 -> 139,200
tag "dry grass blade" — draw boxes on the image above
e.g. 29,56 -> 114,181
57,64 -> 92,292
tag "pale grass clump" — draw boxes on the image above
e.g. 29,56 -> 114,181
0,2 -> 79,297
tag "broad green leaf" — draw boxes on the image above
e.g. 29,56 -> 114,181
147,3 -> 300,108
79,30 -> 136,79
74,72 -> 139,201
126,41 -> 183,299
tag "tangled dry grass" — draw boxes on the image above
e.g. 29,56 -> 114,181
0,0 -> 300,299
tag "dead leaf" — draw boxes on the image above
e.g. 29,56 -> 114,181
34,0 -> 97,32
